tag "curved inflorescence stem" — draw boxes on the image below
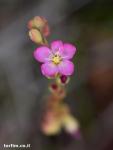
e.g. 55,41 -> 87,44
28,16 -> 81,139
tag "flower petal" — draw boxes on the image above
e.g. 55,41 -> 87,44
34,46 -> 51,62
58,60 -> 74,76
51,40 -> 64,53
62,43 -> 77,59
41,62 -> 58,77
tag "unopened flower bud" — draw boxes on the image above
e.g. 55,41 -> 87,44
42,111 -> 62,135
63,114 -> 80,136
57,75 -> 70,85
49,83 -> 66,100
50,83 -> 58,92
28,16 -> 50,37
29,29 -> 43,44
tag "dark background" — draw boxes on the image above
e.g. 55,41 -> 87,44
0,0 -> 113,149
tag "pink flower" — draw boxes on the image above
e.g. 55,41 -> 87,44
34,40 -> 77,77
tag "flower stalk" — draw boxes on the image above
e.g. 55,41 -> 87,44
28,16 -> 81,139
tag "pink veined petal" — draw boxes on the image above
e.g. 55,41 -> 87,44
58,60 -> 74,76
62,43 -> 77,59
51,40 -> 64,53
41,62 -> 58,77
33,46 -> 51,62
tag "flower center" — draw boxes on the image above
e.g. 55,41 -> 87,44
52,54 -> 62,65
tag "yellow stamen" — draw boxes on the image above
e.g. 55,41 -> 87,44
52,55 -> 61,65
